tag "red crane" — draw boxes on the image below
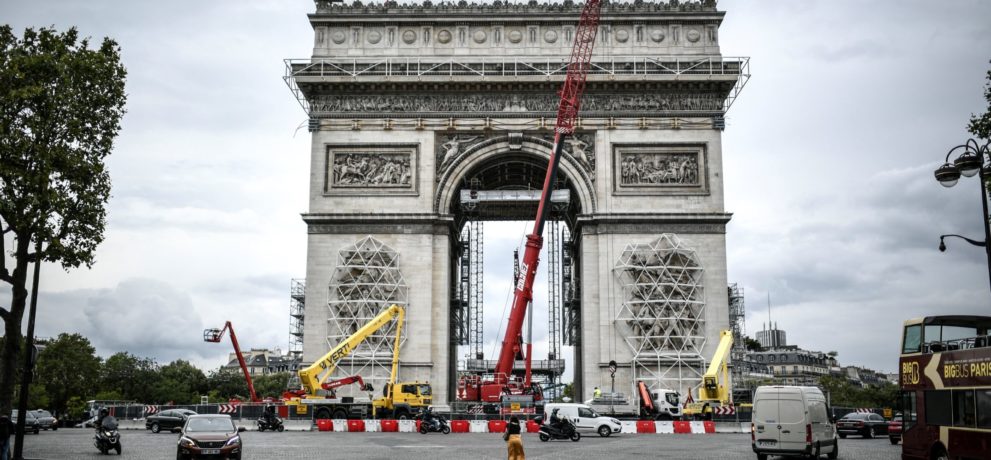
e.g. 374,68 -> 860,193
460,0 -> 602,403
204,321 -> 260,403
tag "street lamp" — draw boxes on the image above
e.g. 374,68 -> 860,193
934,138 -> 991,293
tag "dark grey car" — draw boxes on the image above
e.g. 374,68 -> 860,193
11,410 -> 41,434
145,409 -> 197,433
32,410 -> 57,430
836,412 -> 889,439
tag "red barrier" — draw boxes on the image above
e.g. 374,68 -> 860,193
416,420 -> 422,433
488,420 -> 507,433
451,420 -> 470,433
278,406 -> 288,418
380,420 -> 398,432
673,421 -> 691,434
347,419 -> 365,432
316,419 -> 333,432
703,421 -> 716,433
636,421 -> 656,433
526,420 -> 540,433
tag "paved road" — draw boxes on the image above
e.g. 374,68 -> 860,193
18,429 -> 902,459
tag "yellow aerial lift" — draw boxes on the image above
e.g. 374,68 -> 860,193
684,330 -> 734,418
284,304 -> 431,419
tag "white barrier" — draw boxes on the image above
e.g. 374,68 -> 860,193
620,421 -> 638,434
655,421 -> 675,434
469,420 -> 489,433
398,420 -> 417,433
332,419 -> 347,432
689,421 -> 706,434
364,420 -> 381,432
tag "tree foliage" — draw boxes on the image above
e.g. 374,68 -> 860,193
0,25 -> 127,415
818,375 -> 899,409
969,61 -> 991,140
743,336 -> 763,352
34,333 -> 101,416
100,352 -> 159,403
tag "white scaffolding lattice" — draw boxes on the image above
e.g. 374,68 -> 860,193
327,236 -> 409,393
614,234 -> 706,394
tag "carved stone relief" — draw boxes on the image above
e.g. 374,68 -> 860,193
613,144 -> 707,195
686,28 -> 701,43
309,92 -> 724,114
402,29 -> 417,44
326,145 -> 418,195
434,132 -> 596,179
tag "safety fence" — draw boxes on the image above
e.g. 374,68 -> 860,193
308,419 -> 739,434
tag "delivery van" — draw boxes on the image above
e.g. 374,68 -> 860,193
543,403 -> 622,437
751,386 -> 838,460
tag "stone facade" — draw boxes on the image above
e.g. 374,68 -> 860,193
290,0 -> 747,403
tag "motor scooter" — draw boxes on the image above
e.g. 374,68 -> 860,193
535,415 -> 580,442
94,416 -> 122,455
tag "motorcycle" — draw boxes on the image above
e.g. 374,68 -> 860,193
417,414 -> 451,434
535,415 -> 581,442
257,415 -> 285,432
94,416 -> 122,455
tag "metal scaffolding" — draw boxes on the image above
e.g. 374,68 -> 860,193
728,283 -> 746,353
289,279 -> 306,360
547,220 -> 563,362
614,234 -> 706,395
469,221 -> 484,359
327,236 -> 409,393
562,226 -> 579,347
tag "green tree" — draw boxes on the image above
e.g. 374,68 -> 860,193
150,360 -> 206,405
252,372 -> 290,400
34,333 -> 101,416
743,336 -> 763,351
0,25 -> 127,415
969,61 -> 991,140
205,368 -> 249,402
100,352 -> 159,403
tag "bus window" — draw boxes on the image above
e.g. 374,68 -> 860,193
903,325 -> 922,354
902,391 -> 917,430
978,390 -> 991,429
944,325 -> 978,342
925,390 -> 952,426
954,389 -> 977,427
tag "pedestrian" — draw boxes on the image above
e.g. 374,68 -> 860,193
0,414 -> 12,460
503,416 -> 524,460
593,386 -> 602,399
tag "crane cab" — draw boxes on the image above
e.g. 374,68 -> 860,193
372,381 -> 432,418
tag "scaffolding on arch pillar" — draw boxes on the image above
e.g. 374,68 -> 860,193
289,279 -> 305,360
468,221 -> 484,359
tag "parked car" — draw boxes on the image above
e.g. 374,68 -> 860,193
888,413 -> 902,445
751,386 -> 838,460
176,414 -> 245,460
11,410 -> 41,435
543,403 -> 622,437
32,409 -> 57,430
146,409 -> 197,433
836,412 -> 888,439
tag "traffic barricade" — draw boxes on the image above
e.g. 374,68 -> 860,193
469,420 -> 488,433
655,421 -> 674,434
316,419 -> 333,432
488,420 -> 507,433
636,420 -> 656,433
450,420 -> 470,433
332,419 -> 347,432
620,421 -> 638,434
398,420 -> 417,433
347,420 -> 365,432
526,420 -> 541,433
703,421 -> 716,433
364,420 -> 381,432
673,421 -> 691,434
690,421 -> 706,434
381,420 -> 399,432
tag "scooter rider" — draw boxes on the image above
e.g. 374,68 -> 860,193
262,404 -> 278,425
93,408 -> 110,431
548,408 -> 565,433
422,406 -> 439,430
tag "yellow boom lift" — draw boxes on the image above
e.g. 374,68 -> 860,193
684,330 -> 734,418
285,304 -> 431,419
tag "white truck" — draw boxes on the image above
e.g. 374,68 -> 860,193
583,382 -> 682,420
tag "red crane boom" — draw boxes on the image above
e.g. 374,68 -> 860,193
472,0 -> 602,403
204,321 -> 260,403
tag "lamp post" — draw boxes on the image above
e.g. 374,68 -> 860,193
934,138 -> 991,293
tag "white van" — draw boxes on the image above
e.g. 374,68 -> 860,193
751,386 -> 838,460
544,403 -> 622,437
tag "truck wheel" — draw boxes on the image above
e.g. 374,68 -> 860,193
332,409 -> 348,420
598,425 -> 611,437
315,408 -> 332,420
395,410 -> 410,420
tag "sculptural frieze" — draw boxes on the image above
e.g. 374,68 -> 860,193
309,92 -> 724,114
326,146 -> 417,194
434,132 -> 596,180
620,152 -> 699,186
315,0 -> 717,14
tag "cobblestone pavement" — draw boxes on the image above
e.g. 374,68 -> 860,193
18,429 -> 902,459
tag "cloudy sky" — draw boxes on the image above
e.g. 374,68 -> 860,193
2,0 -> 990,378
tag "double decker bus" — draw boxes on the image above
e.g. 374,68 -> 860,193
899,315 -> 991,460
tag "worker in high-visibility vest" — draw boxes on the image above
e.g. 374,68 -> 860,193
593,387 -> 602,399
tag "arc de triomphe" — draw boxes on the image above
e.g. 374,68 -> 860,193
286,0 -> 748,404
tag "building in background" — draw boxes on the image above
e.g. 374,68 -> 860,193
224,348 -> 298,376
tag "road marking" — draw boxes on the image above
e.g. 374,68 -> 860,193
393,445 -> 445,448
